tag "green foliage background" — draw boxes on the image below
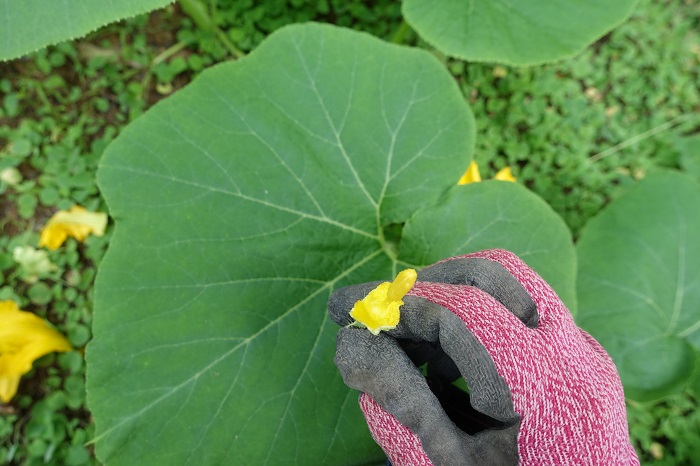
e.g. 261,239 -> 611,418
1,0 -> 699,464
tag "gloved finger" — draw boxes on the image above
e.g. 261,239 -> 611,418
418,258 -> 538,328
335,327 -> 520,465
328,282 -> 461,383
399,339 -> 462,382
327,257 -> 537,329
328,279 -> 531,383
387,296 -> 521,425
450,249 -> 574,328
388,297 -> 461,383
399,337 -> 515,435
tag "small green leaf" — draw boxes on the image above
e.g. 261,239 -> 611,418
28,282 -> 53,305
17,193 -> 38,219
64,444 -> 91,466
58,351 -> 84,373
576,171 -> 700,401
9,138 -> 32,157
402,0 -> 639,65
68,325 -> 91,347
39,186 -> 61,206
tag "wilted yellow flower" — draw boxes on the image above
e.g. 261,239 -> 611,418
38,206 -> 108,250
0,167 -> 22,186
458,161 -> 516,185
12,246 -> 58,283
458,161 -> 482,185
493,167 -> 516,182
0,301 -> 72,403
350,269 -> 417,335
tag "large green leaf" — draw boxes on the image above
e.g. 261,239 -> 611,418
400,181 -> 577,311
402,0 -> 638,65
88,23 -> 575,464
0,0 -> 171,61
576,171 -> 700,401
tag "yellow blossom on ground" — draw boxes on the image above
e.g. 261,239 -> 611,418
458,161 -> 517,185
493,167 -> 517,182
458,161 -> 482,185
38,206 -> 108,250
349,269 -> 417,335
0,301 -> 72,403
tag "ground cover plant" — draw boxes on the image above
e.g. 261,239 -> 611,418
1,0 -> 699,464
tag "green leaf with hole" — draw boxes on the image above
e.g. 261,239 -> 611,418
576,171 -> 700,402
87,23 -> 474,465
400,181 -> 577,311
87,23 -> 576,465
402,0 -> 639,65
0,0 -> 172,61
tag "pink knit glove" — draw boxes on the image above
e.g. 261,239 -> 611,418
330,249 -> 639,465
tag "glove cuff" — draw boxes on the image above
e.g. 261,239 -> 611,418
360,393 -> 433,466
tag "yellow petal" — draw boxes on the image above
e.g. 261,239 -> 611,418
0,301 -> 72,402
493,167 -> 516,182
349,269 -> 416,335
38,206 -> 108,250
349,300 -> 387,336
388,268 -> 418,301
0,374 -> 21,403
458,161 -> 482,185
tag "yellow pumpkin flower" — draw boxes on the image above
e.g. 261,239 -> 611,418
0,301 -> 72,403
349,269 -> 417,335
458,161 -> 516,185
493,167 -> 516,182
38,206 -> 108,250
458,161 -> 482,185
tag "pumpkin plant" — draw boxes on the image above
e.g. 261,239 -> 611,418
86,24 -> 576,465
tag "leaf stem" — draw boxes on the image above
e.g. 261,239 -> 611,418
377,223 -> 397,262
178,0 -> 245,59
179,0 -> 214,32
216,28 -> 245,59
391,20 -> 412,45
588,113 -> 694,163
152,40 -> 191,66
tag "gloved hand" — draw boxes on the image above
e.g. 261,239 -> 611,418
328,249 -> 639,465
